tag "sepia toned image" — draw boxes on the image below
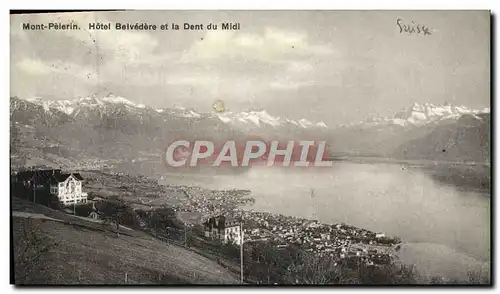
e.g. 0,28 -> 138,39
9,10 -> 491,285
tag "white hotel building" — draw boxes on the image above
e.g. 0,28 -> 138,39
49,172 -> 88,205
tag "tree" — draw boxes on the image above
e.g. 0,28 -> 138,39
282,250 -> 359,285
13,218 -> 59,284
10,122 -> 21,155
467,269 -> 490,284
240,243 -> 420,285
357,262 -> 418,285
99,201 -> 126,237
243,242 -> 291,284
149,206 -> 178,230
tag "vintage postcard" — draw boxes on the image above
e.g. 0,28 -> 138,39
10,10 -> 491,285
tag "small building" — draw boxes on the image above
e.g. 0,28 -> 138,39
375,233 -> 386,239
88,210 -> 102,220
88,202 -> 103,220
203,215 -> 242,245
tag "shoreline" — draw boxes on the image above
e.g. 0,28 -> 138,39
83,170 -> 403,268
161,183 -> 403,267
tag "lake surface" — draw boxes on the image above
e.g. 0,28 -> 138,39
152,161 -> 490,281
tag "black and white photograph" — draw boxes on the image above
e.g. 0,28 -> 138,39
9,10 -> 491,285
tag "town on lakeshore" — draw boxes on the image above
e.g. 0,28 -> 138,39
11,167 -> 401,272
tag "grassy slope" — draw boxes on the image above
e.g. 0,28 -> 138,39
11,197 -> 240,285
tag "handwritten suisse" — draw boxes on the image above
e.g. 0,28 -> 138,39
397,18 -> 432,36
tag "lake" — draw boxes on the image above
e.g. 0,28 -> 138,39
150,160 -> 491,281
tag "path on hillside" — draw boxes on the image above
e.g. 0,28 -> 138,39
11,197 -> 241,284
12,211 -> 62,222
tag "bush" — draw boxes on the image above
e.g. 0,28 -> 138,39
74,203 -> 94,217
238,242 -> 421,285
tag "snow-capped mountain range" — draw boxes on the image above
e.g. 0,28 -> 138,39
19,94 -> 489,132
24,94 -> 329,130
11,95 -> 491,165
344,102 -> 490,128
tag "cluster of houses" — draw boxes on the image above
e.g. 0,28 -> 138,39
12,168 -> 88,206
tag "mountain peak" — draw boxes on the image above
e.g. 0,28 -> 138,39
348,102 -> 490,129
100,94 -> 138,107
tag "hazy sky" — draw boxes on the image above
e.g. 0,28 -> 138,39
10,10 -> 490,125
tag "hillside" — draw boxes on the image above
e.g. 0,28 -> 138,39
329,103 -> 490,157
393,113 -> 490,163
11,197 -> 240,285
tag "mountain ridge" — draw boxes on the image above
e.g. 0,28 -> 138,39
19,94 -> 490,132
10,95 -> 490,171
339,102 -> 490,129
21,94 -> 329,131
